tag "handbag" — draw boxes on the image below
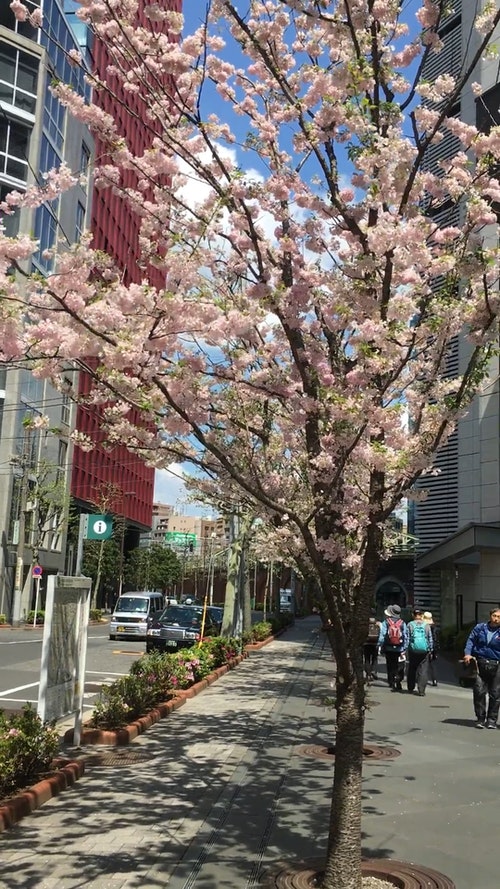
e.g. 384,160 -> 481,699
457,657 -> 478,686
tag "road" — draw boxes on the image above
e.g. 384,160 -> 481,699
0,619 -> 146,718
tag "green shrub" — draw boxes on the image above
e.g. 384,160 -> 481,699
0,614 -> 6,625
89,609 -> 103,622
90,635 -> 247,730
176,646 -> 216,682
27,610 -> 44,625
89,685 -> 133,730
90,673 -> 158,729
249,620 -> 273,641
202,636 -> 241,666
0,704 -> 59,799
270,612 -> 294,633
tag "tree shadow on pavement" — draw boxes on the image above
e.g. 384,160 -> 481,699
0,625 -> 397,889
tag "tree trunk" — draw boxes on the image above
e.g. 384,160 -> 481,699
321,652 -> 365,889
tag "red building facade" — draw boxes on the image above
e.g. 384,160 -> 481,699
71,1 -> 182,531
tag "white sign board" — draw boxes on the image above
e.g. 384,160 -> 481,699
37,575 -> 92,727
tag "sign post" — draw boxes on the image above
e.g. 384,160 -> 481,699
75,514 -> 114,576
86,515 -> 113,540
37,575 -> 92,746
32,564 -> 43,628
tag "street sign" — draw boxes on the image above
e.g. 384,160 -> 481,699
86,514 -> 113,540
32,564 -> 43,578
165,532 -> 197,546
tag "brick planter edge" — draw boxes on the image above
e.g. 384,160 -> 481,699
0,758 -> 85,833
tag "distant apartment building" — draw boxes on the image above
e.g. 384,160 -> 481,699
144,503 -> 230,557
414,0 -> 500,627
0,1 -> 93,618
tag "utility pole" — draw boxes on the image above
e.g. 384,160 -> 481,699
12,422 -> 31,627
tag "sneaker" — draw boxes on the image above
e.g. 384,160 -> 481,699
431,681 -> 438,687
416,691 -> 425,697
487,722 -> 497,730
476,721 -> 486,729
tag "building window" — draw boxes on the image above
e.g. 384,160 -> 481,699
0,118 -> 31,183
75,201 -> 85,241
61,382 -> 72,426
43,89 -> 65,152
0,43 -> 38,115
0,2 -> 40,42
0,183 -> 21,236
80,141 -> 91,185
33,202 -> 58,271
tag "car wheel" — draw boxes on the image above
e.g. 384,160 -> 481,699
109,634 -> 116,641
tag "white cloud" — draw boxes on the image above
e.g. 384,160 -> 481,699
153,464 -> 209,517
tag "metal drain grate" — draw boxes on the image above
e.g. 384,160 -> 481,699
296,743 -> 401,762
261,858 -> 455,888
81,749 -> 152,767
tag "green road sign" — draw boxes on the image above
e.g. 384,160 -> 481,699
165,531 -> 197,545
85,514 -> 113,540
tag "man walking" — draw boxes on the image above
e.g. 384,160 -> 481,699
464,608 -> 500,729
407,608 -> 433,696
377,604 -> 409,691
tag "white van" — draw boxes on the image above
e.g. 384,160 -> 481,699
109,592 -> 165,640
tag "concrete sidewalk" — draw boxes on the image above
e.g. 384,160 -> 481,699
0,617 -> 494,888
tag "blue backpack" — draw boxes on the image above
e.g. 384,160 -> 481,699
409,621 -> 429,653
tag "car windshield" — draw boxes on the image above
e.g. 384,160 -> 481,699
114,597 -> 149,614
161,605 -> 203,628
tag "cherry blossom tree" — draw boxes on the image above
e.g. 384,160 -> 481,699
3,1 -> 500,886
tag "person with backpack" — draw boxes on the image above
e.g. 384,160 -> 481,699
364,609 -> 381,682
407,608 -> 433,696
377,604 -> 409,691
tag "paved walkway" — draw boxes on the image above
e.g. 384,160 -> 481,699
0,617 -> 494,889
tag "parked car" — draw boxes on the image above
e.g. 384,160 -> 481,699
146,604 -> 220,653
109,592 -> 165,640
207,606 -> 223,631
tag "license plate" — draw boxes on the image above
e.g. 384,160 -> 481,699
117,626 -> 125,632
166,640 -> 177,648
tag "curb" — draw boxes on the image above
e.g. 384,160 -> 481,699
63,652 -> 250,747
245,632 -> 284,650
0,758 -> 85,833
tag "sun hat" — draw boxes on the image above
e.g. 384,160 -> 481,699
423,611 -> 433,620
384,604 -> 401,618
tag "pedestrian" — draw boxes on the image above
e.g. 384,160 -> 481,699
464,608 -> 500,729
423,611 -> 438,686
377,604 -> 409,691
407,608 -> 433,696
364,609 -> 380,682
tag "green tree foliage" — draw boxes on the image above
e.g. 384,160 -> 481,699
82,538 -> 121,597
125,544 -> 181,592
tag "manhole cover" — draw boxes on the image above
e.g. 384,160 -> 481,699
81,749 -> 151,767
296,743 -> 400,762
261,858 -> 455,887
